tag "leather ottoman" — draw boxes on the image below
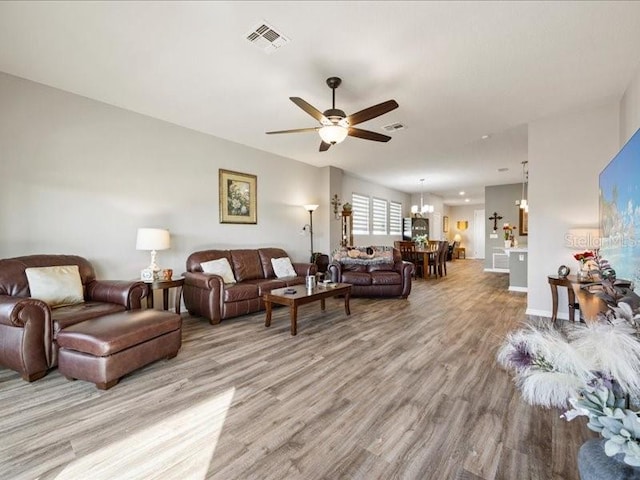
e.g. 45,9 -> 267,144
56,310 -> 182,389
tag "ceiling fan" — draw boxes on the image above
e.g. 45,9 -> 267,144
266,77 -> 399,152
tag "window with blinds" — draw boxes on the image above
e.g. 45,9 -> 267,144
372,197 -> 388,235
352,193 -> 370,235
389,201 -> 402,234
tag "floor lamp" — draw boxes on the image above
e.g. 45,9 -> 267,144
303,204 -> 319,262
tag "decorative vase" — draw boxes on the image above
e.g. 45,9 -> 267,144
578,439 -> 640,480
576,261 -> 592,282
504,239 -> 512,248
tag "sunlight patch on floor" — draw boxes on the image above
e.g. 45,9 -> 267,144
55,387 -> 235,480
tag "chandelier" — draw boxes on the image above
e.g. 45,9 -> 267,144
411,179 -> 434,216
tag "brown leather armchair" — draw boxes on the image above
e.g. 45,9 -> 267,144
0,254 -> 147,382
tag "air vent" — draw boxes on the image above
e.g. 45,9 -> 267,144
382,122 -> 406,132
245,21 -> 289,54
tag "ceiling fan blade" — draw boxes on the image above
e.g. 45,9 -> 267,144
347,100 -> 399,126
319,141 -> 331,152
348,127 -> 392,142
290,97 -> 329,124
266,127 -> 320,135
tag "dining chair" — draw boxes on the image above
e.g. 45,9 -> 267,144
437,241 -> 449,277
425,243 -> 438,277
395,240 -> 423,278
447,241 -> 460,261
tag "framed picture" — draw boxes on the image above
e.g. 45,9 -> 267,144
519,208 -> 528,236
443,215 -> 449,233
219,169 -> 257,224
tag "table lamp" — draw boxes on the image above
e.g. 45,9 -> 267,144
136,228 -> 170,281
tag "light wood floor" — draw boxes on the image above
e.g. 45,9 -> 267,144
0,259 -> 592,480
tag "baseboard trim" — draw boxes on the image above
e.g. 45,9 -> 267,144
508,286 -> 528,293
484,268 -> 509,273
525,308 -> 568,320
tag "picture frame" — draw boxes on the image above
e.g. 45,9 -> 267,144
443,215 -> 449,233
219,169 -> 257,224
519,208 -> 528,236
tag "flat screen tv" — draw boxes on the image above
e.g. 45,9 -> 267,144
599,128 -> 640,286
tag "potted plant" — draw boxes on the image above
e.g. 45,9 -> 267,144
412,234 -> 428,247
502,223 -> 515,248
498,259 -> 640,477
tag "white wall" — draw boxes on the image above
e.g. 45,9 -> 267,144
621,65 -> 640,145
0,73 -> 411,278
448,204 -> 483,258
527,99 -> 620,318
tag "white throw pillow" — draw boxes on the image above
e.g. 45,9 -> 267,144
201,258 -> 236,284
25,265 -> 85,308
271,257 -> 297,278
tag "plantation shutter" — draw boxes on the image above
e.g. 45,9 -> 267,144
389,201 -> 402,234
352,193 -> 370,235
372,198 -> 388,235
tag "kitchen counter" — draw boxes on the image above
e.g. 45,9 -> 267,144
504,247 -> 528,292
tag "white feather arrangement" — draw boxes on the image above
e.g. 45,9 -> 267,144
518,371 -> 586,408
567,321 -> 640,395
497,325 -> 593,408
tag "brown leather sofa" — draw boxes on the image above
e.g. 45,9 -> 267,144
0,254 -> 147,382
184,248 -> 316,324
328,248 -> 412,298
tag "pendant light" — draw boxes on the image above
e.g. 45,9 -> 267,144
520,161 -> 528,212
411,179 -> 434,216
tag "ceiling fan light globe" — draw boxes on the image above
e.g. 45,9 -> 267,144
319,125 -> 348,145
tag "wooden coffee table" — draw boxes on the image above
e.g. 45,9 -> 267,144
263,283 -> 352,336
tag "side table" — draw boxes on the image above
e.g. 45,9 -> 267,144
454,247 -> 466,259
145,277 -> 185,314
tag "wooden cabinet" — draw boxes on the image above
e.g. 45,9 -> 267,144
402,217 -> 429,241
341,211 -> 353,247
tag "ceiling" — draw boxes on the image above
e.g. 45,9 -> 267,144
1,1 -> 640,205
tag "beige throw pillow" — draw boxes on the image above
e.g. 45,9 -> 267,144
201,258 -> 236,284
25,265 -> 85,308
271,257 -> 297,278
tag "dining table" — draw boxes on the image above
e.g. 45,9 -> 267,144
415,245 -> 439,278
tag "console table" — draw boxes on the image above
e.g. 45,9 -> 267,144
547,275 -> 632,324
547,275 -> 580,324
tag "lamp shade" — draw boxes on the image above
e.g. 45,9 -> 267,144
318,125 -> 348,144
454,233 -> 462,243
136,228 -> 170,251
303,204 -> 319,212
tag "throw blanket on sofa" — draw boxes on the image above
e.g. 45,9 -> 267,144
331,246 -> 394,265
